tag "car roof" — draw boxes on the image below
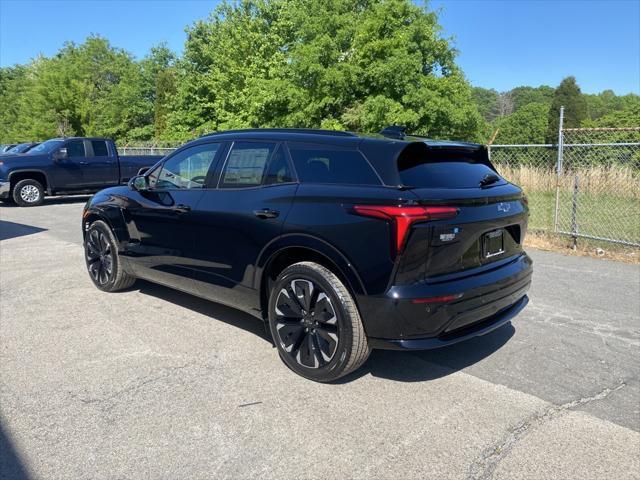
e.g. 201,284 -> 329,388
195,128 -> 483,149
180,128 -> 489,186
48,137 -> 111,142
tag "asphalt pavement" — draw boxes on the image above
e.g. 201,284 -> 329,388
1,196 -> 639,479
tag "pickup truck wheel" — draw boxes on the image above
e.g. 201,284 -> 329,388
12,179 -> 44,207
84,220 -> 136,292
268,261 -> 371,382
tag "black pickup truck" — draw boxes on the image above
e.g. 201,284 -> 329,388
0,137 -> 164,206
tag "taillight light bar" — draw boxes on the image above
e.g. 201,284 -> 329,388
352,205 -> 458,253
411,293 -> 463,304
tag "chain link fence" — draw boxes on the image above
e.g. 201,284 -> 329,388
489,126 -> 640,248
119,146 -> 177,156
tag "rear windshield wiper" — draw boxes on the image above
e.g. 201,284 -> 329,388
479,173 -> 501,188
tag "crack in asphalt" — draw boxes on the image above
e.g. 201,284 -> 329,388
466,382 -> 627,480
73,362 -> 195,411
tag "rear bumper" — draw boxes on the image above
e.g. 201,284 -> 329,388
369,295 -> 528,350
0,181 -> 10,198
357,252 -> 532,343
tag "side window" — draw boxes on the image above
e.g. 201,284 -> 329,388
264,146 -> 293,185
288,145 -> 380,185
151,143 -> 220,190
91,140 -> 109,157
67,141 -> 86,158
220,142 -> 276,188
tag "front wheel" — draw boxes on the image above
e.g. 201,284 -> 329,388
12,179 -> 44,207
268,261 -> 371,382
84,220 -> 136,292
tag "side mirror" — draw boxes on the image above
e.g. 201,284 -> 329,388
128,175 -> 149,192
54,147 -> 68,161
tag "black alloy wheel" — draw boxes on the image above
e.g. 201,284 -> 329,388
84,220 -> 136,292
86,228 -> 114,286
274,278 -> 340,368
268,262 -> 370,382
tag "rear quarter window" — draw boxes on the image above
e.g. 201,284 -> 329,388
398,146 -> 505,189
289,145 -> 380,185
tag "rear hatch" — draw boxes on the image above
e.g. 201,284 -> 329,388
394,143 -> 528,284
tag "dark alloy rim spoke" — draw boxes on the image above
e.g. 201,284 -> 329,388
274,278 -> 339,369
85,229 -> 114,285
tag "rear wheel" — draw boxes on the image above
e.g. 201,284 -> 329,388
12,179 -> 44,207
268,261 -> 370,382
84,220 -> 136,292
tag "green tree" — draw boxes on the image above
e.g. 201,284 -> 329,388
166,0 -> 484,141
546,76 -> 588,144
493,102 -> 550,144
510,85 -> 554,111
472,87 -> 500,122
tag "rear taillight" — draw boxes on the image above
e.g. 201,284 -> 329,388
352,205 -> 458,253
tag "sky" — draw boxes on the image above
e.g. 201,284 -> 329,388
0,0 -> 638,95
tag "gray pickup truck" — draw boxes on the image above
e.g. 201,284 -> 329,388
0,137 -> 164,206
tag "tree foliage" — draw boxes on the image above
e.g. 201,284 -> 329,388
493,102 -> 550,144
0,2 -> 638,146
164,0 -> 483,141
545,76 -> 588,143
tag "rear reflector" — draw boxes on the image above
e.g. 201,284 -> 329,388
353,205 -> 458,252
411,293 -> 463,304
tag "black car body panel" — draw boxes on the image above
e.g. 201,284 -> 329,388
82,129 -> 532,349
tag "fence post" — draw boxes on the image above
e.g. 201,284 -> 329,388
553,106 -> 565,232
571,173 -> 579,249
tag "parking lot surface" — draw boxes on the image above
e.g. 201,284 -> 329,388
1,197 -> 639,479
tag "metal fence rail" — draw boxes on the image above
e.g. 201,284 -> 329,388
489,123 -> 640,248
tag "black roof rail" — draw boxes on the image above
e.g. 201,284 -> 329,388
200,128 -> 358,138
379,125 -> 408,139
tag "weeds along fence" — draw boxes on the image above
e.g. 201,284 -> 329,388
489,125 -> 640,248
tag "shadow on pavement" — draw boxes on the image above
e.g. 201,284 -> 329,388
134,280 -> 515,383
0,420 -> 30,480
136,280 -> 272,342
345,323 -> 515,383
0,220 -> 47,241
0,195 -> 91,208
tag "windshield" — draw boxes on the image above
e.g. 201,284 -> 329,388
7,143 -> 33,154
26,139 -> 64,154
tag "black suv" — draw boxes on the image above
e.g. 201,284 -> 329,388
82,128 -> 532,381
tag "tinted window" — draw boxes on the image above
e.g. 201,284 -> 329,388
289,146 -> 380,185
220,142 -> 276,188
67,141 -> 85,158
399,160 -> 505,189
91,140 -> 109,157
152,143 -> 220,189
264,146 -> 293,185
26,139 -> 63,154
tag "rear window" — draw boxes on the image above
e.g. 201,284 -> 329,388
398,147 -> 505,189
289,145 -> 380,185
91,140 -> 109,157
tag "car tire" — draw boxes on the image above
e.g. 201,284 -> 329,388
12,179 -> 44,207
84,220 -> 136,292
268,261 -> 371,382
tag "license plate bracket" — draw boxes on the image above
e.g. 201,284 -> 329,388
483,229 -> 505,258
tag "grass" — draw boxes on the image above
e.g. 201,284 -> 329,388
494,163 -> 640,251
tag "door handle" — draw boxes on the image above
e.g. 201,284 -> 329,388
79,161 -> 88,165
253,208 -> 279,219
172,204 -> 191,213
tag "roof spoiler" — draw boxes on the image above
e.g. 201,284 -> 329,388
379,125 -> 408,139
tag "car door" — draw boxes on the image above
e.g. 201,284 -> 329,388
51,139 -> 87,189
82,139 -> 118,187
123,141 -> 223,294
190,141 -> 297,312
